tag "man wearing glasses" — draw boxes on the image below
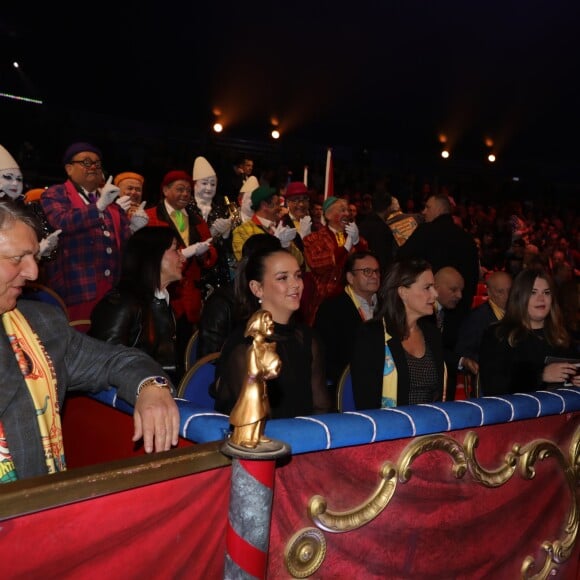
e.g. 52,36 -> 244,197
40,142 -> 133,323
314,251 -> 380,394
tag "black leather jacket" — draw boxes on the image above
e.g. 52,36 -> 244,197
89,289 -> 182,384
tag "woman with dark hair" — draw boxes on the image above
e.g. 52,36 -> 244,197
213,246 -> 332,418
351,257 -> 446,409
479,267 -> 580,396
89,226 -> 185,384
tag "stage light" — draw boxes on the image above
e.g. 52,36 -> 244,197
13,62 -> 19,69
213,122 -> 223,133
271,129 -> 280,139
441,150 -> 450,159
488,154 -> 496,163
438,133 -> 447,144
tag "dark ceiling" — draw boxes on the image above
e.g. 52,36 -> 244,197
2,1 -> 580,166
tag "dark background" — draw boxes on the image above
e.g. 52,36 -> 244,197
2,1 -> 580,205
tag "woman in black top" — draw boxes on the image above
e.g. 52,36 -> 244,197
351,257 -> 446,409
90,227 -> 184,384
213,246 -> 332,418
479,267 -> 580,395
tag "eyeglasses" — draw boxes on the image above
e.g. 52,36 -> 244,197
351,268 -> 381,277
70,159 -> 102,169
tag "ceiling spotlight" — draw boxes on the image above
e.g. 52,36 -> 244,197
441,150 -> 450,159
213,122 -> 223,133
271,129 -> 280,139
488,154 -> 496,163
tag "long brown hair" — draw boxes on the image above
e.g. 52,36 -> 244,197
374,257 -> 432,340
497,267 -> 569,348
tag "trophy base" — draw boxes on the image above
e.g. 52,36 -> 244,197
221,437 -> 291,460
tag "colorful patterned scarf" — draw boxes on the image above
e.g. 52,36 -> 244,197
2,309 -> 66,476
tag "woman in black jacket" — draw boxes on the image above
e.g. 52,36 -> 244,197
351,257 -> 446,409
479,267 -> 580,396
90,227 -> 185,384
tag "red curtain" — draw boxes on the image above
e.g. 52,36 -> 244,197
268,414 -> 580,579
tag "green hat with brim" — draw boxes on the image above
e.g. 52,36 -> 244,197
251,186 -> 276,211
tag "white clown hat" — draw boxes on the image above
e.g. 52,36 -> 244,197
0,144 -> 19,171
192,156 -> 216,181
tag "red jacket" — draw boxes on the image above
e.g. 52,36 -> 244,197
146,204 -> 217,324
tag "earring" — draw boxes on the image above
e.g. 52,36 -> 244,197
258,298 -> 263,304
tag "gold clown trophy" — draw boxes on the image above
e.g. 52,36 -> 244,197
221,310 -> 290,459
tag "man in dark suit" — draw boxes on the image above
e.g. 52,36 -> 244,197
398,193 -> 479,320
455,271 -> 513,361
358,191 -> 396,274
432,266 -> 479,400
314,251 -> 381,393
0,200 -> 179,480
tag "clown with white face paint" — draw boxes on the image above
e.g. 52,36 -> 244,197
0,145 -> 24,201
190,156 -> 236,295
0,144 -> 61,259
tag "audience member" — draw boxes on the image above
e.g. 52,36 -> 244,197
145,170 -> 217,363
398,193 -> 479,320
351,257 -> 446,409
213,247 -> 332,418
433,266 -> 479,399
0,200 -> 179,480
196,234 -> 281,359
303,196 -> 368,325
314,250 -> 380,392
89,227 -> 185,385
479,267 -> 580,395
455,271 -> 512,362
358,191 -> 396,274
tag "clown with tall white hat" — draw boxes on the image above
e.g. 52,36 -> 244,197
0,143 -> 61,257
0,144 -> 24,200
191,155 -> 236,293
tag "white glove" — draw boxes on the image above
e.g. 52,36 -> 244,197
96,175 -> 120,211
273,222 -> 297,248
115,195 -> 133,212
130,201 -> 149,233
298,215 -> 312,238
38,229 -> 62,257
181,239 -> 212,259
210,217 -> 232,239
345,221 -> 360,245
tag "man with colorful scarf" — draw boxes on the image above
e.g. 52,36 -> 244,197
314,251 -> 380,392
0,201 -> 179,481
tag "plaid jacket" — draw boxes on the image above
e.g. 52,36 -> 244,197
40,180 -> 131,307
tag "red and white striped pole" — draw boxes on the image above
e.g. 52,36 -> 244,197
222,442 -> 290,578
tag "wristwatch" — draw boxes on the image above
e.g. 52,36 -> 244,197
137,376 -> 172,397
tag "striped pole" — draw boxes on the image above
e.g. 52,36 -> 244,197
222,442 -> 290,578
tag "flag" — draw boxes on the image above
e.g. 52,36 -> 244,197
323,148 -> 334,200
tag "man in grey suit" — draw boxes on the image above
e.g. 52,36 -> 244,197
0,201 -> 179,481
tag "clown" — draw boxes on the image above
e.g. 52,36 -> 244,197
0,144 -> 24,200
190,156 -> 236,295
